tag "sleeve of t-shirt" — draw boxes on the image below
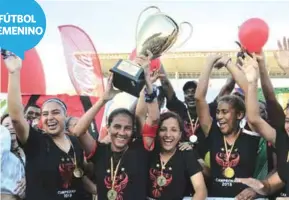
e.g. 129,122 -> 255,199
166,93 -> 186,118
275,127 -> 287,158
266,99 -> 285,129
70,136 -> 85,168
206,122 -> 220,144
87,141 -> 103,163
183,149 -> 202,177
209,100 -> 218,121
19,126 -> 44,158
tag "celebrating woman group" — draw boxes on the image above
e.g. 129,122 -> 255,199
1,37 -> 289,200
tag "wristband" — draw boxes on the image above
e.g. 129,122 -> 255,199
144,86 -> 158,103
1,49 -> 15,59
142,123 -> 158,138
237,51 -> 245,59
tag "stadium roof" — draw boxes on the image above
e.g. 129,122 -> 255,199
98,50 -> 286,78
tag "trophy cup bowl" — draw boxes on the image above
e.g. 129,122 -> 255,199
110,6 -> 193,97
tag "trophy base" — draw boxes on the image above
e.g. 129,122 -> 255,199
110,59 -> 145,97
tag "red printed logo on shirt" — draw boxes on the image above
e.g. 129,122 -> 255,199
149,168 -> 173,198
215,148 -> 240,178
104,171 -> 129,200
58,158 -> 74,189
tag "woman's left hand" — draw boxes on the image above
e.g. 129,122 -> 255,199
135,50 -> 154,93
274,37 -> 289,73
14,177 -> 26,199
178,142 -> 193,151
239,53 -> 259,83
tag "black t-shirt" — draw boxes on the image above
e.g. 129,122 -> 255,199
147,148 -> 202,200
166,93 -> 217,157
275,127 -> 289,196
21,127 -> 87,200
207,123 -> 260,197
89,139 -> 149,200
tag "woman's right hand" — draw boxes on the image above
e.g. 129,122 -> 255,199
2,51 -> 22,73
274,37 -> 289,74
14,177 -> 26,199
206,54 -> 222,69
212,55 -> 232,69
102,74 -> 121,102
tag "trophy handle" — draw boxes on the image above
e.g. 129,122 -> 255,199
170,22 -> 193,50
135,6 -> 161,45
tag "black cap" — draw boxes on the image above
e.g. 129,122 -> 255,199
182,81 -> 198,92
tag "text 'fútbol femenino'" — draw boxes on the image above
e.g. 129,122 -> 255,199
0,14 -> 43,35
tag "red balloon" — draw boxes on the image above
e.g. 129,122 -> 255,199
129,49 -> 161,72
1,48 -> 46,94
238,18 -> 269,53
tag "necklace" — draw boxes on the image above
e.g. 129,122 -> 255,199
223,130 -> 241,178
157,149 -> 176,187
55,135 -> 84,178
107,147 -> 128,200
186,109 -> 199,143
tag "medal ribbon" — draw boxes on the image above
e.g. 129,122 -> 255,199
159,149 -> 176,176
110,148 -> 128,190
186,109 -> 199,136
67,136 -> 79,170
223,130 -> 240,167
56,135 -> 79,170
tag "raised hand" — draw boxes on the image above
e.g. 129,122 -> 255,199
239,53 -> 259,83
135,50 -> 155,93
274,37 -> 289,73
212,55 -> 232,69
102,74 -> 121,102
206,54 -> 222,68
1,50 -> 22,73
150,69 -> 165,83
135,50 -> 154,74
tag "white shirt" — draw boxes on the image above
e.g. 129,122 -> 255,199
0,125 -> 25,195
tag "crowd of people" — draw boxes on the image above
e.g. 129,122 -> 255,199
0,37 -> 289,200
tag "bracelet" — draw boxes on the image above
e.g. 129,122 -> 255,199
144,86 -> 158,103
1,50 -> 15,59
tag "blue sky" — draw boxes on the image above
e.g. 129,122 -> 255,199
35,1 -> 289,94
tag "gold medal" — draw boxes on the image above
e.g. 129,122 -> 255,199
73,168 -> 84,178
224,167 -> 235,178
157,175 -> 167,187
107,189 -> 118,200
